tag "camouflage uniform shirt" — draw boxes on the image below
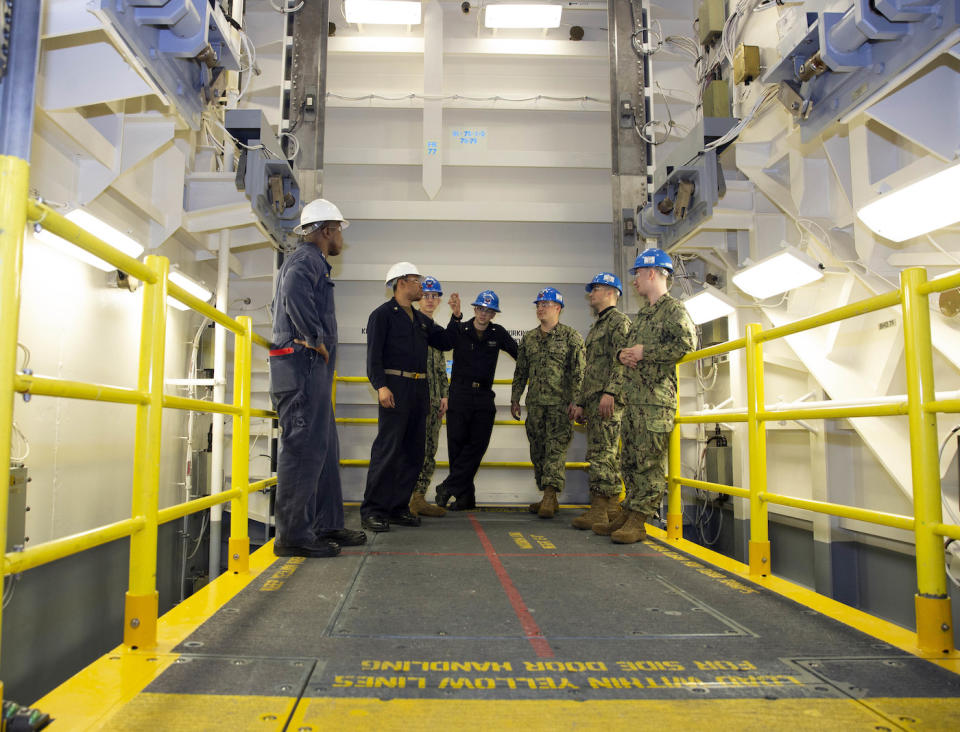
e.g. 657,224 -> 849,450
576,306 -> 631,407
511,323 -> 585,406
621,294 -> 697,407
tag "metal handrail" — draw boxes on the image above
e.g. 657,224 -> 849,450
667,268 -> 959,653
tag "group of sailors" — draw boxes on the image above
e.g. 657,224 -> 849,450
268,199 -> 696,559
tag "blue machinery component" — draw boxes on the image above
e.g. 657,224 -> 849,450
91,0 -> 242,130
763,0 -> 960,142
225,109 -> 301,247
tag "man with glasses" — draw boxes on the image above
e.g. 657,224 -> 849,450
511,287 -> 585,519
409,276 -> 451,518
362,262 -> 453,532
434,289 -> 518,511
270,199 -> 367,558
593,249 -> 696,544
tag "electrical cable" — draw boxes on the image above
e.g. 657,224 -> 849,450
270,0 -> 305,13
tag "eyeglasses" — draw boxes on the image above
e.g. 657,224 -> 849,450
324,223 -> 342,232
474,306 -> 495,315
422,292 -> 441,300
402,275 -> 423,284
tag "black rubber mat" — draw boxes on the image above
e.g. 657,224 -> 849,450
163,509 -> 960,703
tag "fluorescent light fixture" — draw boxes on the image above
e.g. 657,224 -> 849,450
732,245 -> 824,300
484,4 -> 562,28
168,270 -> 212,311
345,0 -> 422,25
683,285 -> 736,325
858,161 -> 960,243
32,209 -> 144,272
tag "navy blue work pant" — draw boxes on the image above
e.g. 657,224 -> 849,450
270,343 -> 343,546
438,389 -> 496,502
362,375 -> 428,519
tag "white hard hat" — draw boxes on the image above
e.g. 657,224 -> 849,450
385,261 -> 420,286
294,198 -> 349,235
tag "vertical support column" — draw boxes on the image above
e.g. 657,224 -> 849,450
229,316 -> 253,574
125,256 -> 169,649
422,0 -> 443,199
745,323 -> 770,576
607,0 -> 646,287
901,267 -> 954,654
209,229 -> 231,581
666,419 -> 683,542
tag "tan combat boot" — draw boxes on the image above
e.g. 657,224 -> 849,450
592,506 -> 628,536
611,510 -> 648,544
607,495 -> 623,520
409,492 -> 447,517
538,487 -> 559,519
571,493 -> 610,530
528,499 -> 542,514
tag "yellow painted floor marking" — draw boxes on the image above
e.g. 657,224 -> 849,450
35,541 -> 279,727
287,697 -> 958,731
95,693 -> 294,731
644,524 -> 960,673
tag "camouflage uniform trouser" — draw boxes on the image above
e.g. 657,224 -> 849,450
525,403 -> 573,493
621,403 -> 673,515
414,398 -> 443,495
584,394 -> 623,498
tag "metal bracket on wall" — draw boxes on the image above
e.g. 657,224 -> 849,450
91,0 -> 242,130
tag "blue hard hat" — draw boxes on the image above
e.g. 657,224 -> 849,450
471,289 -> 501,312
629,247 -> 674,274
585,272 -> 623,295
534,287 -> 564,308
421,276 -> 443,295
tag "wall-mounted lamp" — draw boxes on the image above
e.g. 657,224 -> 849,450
33,209 -> 144,272
858,161 -> 960,243
683,285 -> 737,325
345,0 -> 422,25
168,269 -> 213,311
484,4 -> 562,29
732,245 -> 823,300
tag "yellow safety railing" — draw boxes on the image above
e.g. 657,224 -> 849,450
0,164 -> 278,662
332,375 -> 589,471
667,267 -> 960,655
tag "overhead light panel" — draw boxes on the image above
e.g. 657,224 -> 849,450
732,245 -> 823,300
168,270 -> 213,311
683,285 -> 736,325
858,162 -> 960,243
32,209 -> 144,272
345,0 -> 422,25
484,4 -> 562,28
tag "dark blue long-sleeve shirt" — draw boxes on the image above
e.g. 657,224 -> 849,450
366,298 -> 452,390
271,243 -> 337,349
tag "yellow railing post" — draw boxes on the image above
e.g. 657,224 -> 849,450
124,255 -> 169,649
901,267 -> 954,654
666,365 -> 683,541
745,323 -> 770,576
666,421 -> 683,541
0,155 -> 31,696
229,315 -> 253,573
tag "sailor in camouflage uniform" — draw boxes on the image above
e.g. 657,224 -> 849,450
510,287 -> 585,519
570,272 -> 631,530
409,276 -> 450,518
593,249 -> 696,544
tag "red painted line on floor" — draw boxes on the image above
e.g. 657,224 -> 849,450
469,514 -> 555,658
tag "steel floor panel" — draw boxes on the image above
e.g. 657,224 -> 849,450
65,508 -> 960,729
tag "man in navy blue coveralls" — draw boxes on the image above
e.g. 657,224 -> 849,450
270,199 -> 367,558
361,263 -> 454,532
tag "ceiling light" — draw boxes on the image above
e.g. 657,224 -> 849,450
683,285 -> 736,325
732,245 -> 824,300
33,209 -> 144,272
484,4 -> 562,28
345,0 -> 422,25
857,162 -> 960,243
168,270 -> 212,311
